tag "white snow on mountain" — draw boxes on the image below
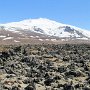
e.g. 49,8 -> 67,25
14,40 -> 20,42
3,37 -> 13,40
0,18 -> 90,39
0,35 -> 6,38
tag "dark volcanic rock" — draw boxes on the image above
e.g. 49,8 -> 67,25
24,83 -> 35,90
0,44 -> 90,90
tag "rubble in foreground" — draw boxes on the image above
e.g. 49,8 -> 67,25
0,44 -> 90,90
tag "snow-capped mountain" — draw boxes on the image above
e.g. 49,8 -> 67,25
0,18 -> 90,44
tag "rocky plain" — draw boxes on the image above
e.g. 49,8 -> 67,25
0,44 -> 90,90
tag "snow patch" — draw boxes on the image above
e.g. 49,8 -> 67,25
3,37 -> 13,40
39,39 -> 43,41
61,39 -> 65,41
0,35 -> 6,38
45,39 -> 49,41
35,36 -> 39,38
51,39 -> 57,42
30,36 -> 34,38
7,34 -> 10,36
77,37 -> 88,40
14,40 -> 20,42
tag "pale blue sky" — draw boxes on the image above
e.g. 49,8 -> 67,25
0,0 -> 90,30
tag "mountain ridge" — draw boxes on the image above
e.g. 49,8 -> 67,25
0,18 -> 90,44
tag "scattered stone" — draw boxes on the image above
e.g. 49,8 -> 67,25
0,44 -> 90,90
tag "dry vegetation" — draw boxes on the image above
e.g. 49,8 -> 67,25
0,44 -> 90,90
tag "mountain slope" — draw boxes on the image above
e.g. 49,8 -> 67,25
0,18 -> 90,44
